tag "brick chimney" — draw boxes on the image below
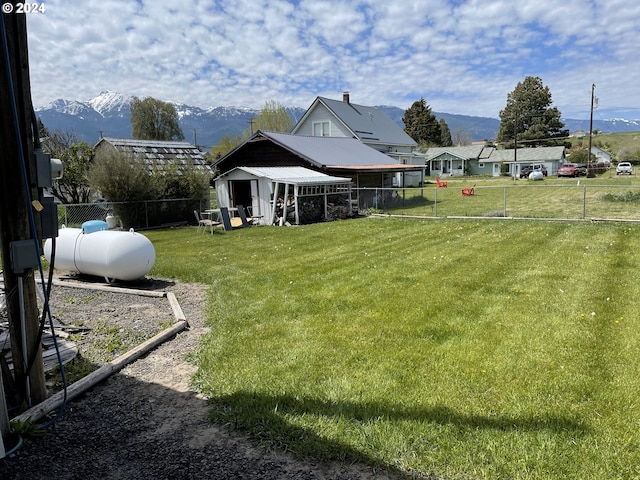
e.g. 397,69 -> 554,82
343,91 -> 350,104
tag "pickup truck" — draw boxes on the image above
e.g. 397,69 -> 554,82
616,162 -> 632,175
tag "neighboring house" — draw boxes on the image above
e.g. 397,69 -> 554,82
591,147 -> 611,166
213,130 -> 424,211
425,145 -> 566,178
215,166 -> 353,226
93,137 -> 212,176
488,146 -> 566,177
291,93 -> 426,186
424,145 -> 495,177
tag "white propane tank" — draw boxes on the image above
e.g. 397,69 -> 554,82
44,225 -> 156,282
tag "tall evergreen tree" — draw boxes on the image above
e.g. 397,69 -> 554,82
402,98 -> 441,146
496,76 -> 568,147
439,119 -> 452,146
130,96 -> 184,141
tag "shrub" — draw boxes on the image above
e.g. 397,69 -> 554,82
88,150 -> 210,228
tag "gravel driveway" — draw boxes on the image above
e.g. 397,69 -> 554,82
0,276 -> 407,480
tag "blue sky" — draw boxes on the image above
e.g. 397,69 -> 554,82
26,0 -> 640,120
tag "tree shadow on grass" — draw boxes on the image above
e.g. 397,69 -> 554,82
208,390 -> 590,477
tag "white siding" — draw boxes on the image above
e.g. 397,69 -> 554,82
296,104 -> 351,138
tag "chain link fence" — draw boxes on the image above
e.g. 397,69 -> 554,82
353,184 -> 640,221
57,198 -> 210,230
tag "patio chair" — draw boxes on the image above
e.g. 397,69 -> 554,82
435,177 -> 448,188
461,184 -> 476,196
194,210 -> 218,233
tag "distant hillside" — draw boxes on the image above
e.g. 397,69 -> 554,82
35,91 -> 640,150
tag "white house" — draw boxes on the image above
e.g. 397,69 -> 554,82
291,93 -> 426,186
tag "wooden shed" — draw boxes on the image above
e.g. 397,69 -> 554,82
214,166 -> 353,226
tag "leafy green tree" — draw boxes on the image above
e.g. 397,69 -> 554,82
209,133 -> 247,160
402,98 -> 441,146
88,150 -> 162,203
130,96 -> 184,141
252,100 -> 293,133
88,149 -> 211,228
439,119 -> 452,147
41,129 -> 93,203
496,76 -> 568,147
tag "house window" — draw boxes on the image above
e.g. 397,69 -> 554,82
478,162 -> 485,168
313,121 -> 330,137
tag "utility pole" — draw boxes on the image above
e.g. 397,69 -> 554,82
513,110 -> 518,181
588,83 -> 595,173
0,5 -> 47,411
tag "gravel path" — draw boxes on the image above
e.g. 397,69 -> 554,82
0,276 -> 409,480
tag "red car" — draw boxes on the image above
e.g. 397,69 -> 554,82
557,163 -> 587,177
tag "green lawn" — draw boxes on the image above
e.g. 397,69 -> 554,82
145,216 -> 640,479
374,174 -> 640,221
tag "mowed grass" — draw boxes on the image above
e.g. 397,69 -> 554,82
381,174 -> 640,221
146,218 -> 640,479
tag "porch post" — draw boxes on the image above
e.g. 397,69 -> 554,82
293,184 -> 300,225
280,183 -> 289,226
271,182 -> 280,225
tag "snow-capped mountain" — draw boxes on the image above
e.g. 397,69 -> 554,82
87,90 -> 132,117
36,91 -> 272,148
35,91 -> 640,150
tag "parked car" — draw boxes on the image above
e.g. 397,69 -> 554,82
616,162 -> 633,175
520,164 -> 548,178
557,163 -> 587,177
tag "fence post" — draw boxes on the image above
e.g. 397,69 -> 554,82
583,185 -> 587,219
504,186 -> 507,217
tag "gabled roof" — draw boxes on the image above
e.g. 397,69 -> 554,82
221,166 -> 352,185
489,146 -> 566,162
291,96 -> 417,148
94,137 -> 212,173
424,145 -> 487,161
218,130 -> 420,170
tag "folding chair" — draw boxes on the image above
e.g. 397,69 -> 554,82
194,210 -> 217,233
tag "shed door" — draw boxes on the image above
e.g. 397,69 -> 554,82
230,180 -> 258,215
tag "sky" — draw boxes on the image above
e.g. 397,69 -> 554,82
24,0 -> 640,120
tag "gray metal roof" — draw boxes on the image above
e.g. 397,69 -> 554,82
489,146 -> 566,162
95,137 -> 212,173
424,145 -> 487,161
304,97 -> 417,148
228,166 -> 352,185
259,131 -> 406,167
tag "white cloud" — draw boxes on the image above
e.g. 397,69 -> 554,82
25,0 -> 640,119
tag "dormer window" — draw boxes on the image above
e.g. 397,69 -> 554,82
313,121 -> 330,137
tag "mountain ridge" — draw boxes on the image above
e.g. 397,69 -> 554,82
35,91 -> 640,150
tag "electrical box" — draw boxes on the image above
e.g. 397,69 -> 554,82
10,239 -> 40,274
39,194 -> 59,240
35,148 -> 63,188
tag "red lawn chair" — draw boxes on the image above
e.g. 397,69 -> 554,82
435,177 -> 448,188
461,184 -> 476,196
